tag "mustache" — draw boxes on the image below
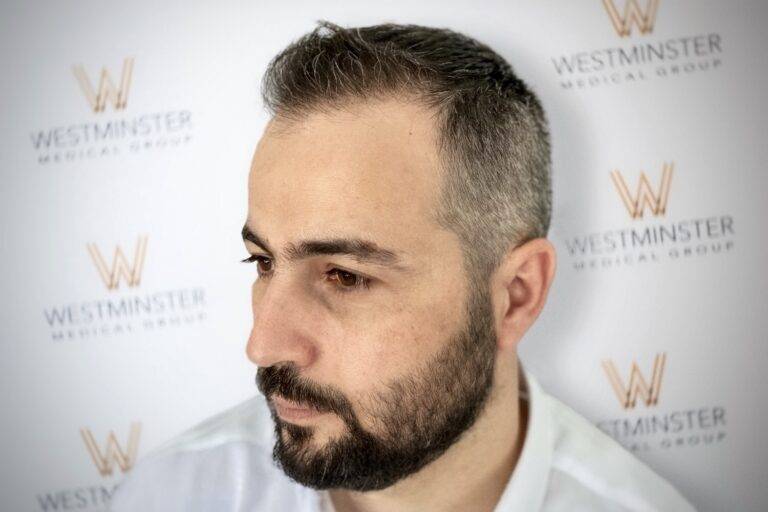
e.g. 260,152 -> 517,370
256,364 -> 353,419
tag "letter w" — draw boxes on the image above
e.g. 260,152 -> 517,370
602,0 -> 660,37
87,235 -> 148,290
602,353 -> 666,408
610,162 -> 673,219
72,57 -> 134,112
80,423 -> 141,477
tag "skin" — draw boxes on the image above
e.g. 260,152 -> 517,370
243,97 -> 557,512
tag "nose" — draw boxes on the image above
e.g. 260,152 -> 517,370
245,277 -> 318,370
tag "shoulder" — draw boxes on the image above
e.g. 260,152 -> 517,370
542,391 -> 697,511
109,396 -> 312,511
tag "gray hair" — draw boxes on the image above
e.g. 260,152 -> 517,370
261,21 -> 552,285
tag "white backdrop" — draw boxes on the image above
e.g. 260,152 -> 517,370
1,1 -> 766,511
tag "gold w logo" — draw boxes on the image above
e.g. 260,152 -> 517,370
80,423 -> 141,477
602,353 -> 666,409
72,57 -> 134,112
602,0 -> 660,37
610,162 -> 673,219
87,235 -> 148,290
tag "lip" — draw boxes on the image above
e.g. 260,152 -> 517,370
271,395 -> 326,423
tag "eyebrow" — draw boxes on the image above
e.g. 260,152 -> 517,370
241,223 -> 412,272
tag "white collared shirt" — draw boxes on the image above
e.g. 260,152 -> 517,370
109,365 -> 697,511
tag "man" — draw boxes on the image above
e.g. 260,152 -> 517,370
110,21 -> 697,512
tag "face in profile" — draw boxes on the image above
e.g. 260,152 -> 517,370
244,98 -> 501,491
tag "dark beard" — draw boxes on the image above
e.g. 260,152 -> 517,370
256,281 -> 497,491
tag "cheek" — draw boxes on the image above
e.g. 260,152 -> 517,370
334,307 -> 453,396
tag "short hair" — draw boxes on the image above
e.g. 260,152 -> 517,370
261,20 -> 552,285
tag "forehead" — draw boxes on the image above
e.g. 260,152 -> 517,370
247,98 -> 446,253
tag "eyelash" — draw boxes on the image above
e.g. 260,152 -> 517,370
239,254 -> 371,294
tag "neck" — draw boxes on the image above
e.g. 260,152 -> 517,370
328,357 -> 527,512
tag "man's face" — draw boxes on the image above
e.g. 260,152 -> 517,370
244,98 -> 498,490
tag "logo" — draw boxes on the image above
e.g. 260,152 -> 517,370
33,423 -> 141,509
44,234 -> 207,341
562,161 -> 735,271
80,423 -> 141,477
87,235 -> 148,290
73,58 -> 134,113
602,353 -> 666,408
611,162 -> 673,219
550,1 -> 723,90
602,0 -> 660,37
30,57 -> 194,165
596,354 -> 727,453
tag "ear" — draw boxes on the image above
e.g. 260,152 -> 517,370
491,238 -> 557,352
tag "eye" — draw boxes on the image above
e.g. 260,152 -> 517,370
240,254 -> 273,278
325,268 -> 371,294
240,255 -> 371,293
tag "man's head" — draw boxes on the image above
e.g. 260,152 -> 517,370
244,21 -> 555,491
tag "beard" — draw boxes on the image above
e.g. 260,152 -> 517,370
255,280 -> 497,491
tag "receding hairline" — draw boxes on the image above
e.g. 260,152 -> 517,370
257,20 -> 552,281
252,94 -> 458,241
262,90 -> 444,139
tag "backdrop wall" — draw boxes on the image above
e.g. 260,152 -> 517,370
1,1 -> 766,511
